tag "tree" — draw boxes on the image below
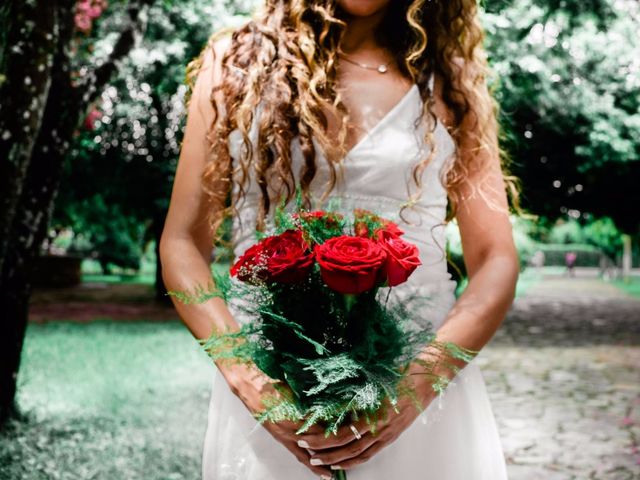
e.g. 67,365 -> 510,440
53,0 -> 248,299
482,0 -> 640,234
0,1 -> 59,275
0,0 -> 156,427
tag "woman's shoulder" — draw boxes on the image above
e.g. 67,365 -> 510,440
199,18 -> 259,80
432,56 -> 485,130
192,30 -> 234,95
203,29 -> 236,67
183,28 -> 242,132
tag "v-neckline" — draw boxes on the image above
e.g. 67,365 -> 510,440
341,83 -> 419,160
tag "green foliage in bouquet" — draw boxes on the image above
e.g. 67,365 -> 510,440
168,193 -> 477,438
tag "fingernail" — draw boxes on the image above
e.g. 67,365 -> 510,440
331,465 -> 342,470
298,440 -> 310,448
307,449 -> 316,455
321,475 -> 331,480
310,458 -> 324,466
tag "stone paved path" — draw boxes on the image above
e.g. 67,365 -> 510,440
476,270 -> 640,479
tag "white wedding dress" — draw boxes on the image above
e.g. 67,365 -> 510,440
201,73 -> 509,479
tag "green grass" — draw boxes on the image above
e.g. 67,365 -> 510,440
81,273 -> 156,284
1,321 -> 214,480
81,257 -> 156,285
80,261 -> 230,287
612,276 -> 640,298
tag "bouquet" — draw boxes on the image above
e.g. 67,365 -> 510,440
168,197 -> 477,479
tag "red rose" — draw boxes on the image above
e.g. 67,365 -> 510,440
376,229 -> 421,287
378,220 -> 404,237
230,242 -> 267,283
230,230 -> 314,284
314,235 -> 388,294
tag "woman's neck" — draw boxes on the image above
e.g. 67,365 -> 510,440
338,8 -> 388,55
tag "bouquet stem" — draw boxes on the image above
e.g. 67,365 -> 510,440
332,469 -> 347,480
343,293 -> 357,312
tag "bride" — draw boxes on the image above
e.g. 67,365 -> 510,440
160,0 -> 520,478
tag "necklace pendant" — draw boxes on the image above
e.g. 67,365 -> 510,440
377,64 -> 388,74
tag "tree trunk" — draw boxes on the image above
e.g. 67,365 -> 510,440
0,0 -> 155,427
622,234 -> 632,281
0,0 -> 58,275
0,0 -> 76,427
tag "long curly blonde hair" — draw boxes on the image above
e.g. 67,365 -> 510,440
184,0 -> 522,245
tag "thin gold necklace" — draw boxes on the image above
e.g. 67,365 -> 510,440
337,51 -> 391,74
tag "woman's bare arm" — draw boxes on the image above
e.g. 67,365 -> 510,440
429,64 -> 520,365
434,173 -> 519,353
159,35 -> 267,408
158,35 -> 331,477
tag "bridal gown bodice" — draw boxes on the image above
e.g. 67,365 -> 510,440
201,73 -> 509,480
226,79 -> 458,332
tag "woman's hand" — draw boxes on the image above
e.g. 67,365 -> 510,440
262,417 -> 334,479
293,361 -> 439,472
220,360 -> 334,479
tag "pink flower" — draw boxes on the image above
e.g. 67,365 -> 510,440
74,14 -> 92,32
83,107 -> 103,131
88,6 -> 103,18
74,0 -> 106,32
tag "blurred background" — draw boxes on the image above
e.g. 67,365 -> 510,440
0,0 -> 638,478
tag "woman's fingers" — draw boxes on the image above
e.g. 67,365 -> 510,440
275,418 -> 325,436
305,402 -> 419,469
329,437 -> 388,470
291,444 -> 331,478
296,418 -> 375,450
262,422 -> 332,476
287,443 -> 332,477
308,430 -> 382,466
